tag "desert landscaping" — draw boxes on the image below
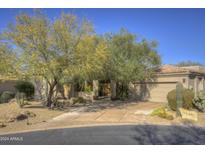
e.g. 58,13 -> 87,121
0,10 -> 205,142
1,98 -> 205,135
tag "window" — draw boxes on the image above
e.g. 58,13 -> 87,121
182,78 -> 186,83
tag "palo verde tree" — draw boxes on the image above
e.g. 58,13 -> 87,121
1,11 -> 108,107
0,43 -> 17,80
103,29 -> 161,99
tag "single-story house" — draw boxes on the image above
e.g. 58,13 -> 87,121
130,65 -> 205,103
1,65 -> 205,103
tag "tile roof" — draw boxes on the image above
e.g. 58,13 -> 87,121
157,65 -> 205,74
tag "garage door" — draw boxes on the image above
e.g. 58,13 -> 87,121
148,82 -> 177,103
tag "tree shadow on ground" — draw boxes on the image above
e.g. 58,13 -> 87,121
22,102 -> 46,109
131,125 -> 205,144
81,99 -> 151,112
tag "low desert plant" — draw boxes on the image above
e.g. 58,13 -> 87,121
193,90 -> 205,112
0,91 -> 15,103
167,88 -> 194,111
53,100 -> 70,109
151,107 -> 174,120
84,85 -> 92,93
73,97 -> 86,104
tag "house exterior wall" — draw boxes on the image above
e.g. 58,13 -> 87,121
198,77 -> 204,91
148,74 -> 189,103
148,82 -> 176,103
130,74 -> 190,103
0,80 -> 17,93
188,75 -> 205,95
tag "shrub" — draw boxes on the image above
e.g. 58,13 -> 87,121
151,107 -> 174,120
84,85 -> 92,93
15,92 -> 28,108
74,97 -> 86,104
193,90 -> 205,112
0,91 -> 15,103
15,81 -> 35,99
116,83 -> 129,100
72,97 -> 87,105
167,88 -> 194,111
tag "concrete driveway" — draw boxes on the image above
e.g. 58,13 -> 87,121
1,125 -> 205,145
30,101 -> 171,131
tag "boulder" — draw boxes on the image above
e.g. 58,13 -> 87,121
16,113 -> 28,121
8,111 -> 36,122
0,122 -> 6,128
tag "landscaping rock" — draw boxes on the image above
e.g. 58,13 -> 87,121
8,111 -> 36,122
16,113 -> 28,121
0,122 -> 6,128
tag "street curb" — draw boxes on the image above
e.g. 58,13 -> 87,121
0,122 -> 203,136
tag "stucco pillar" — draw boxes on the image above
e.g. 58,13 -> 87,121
194,76 -> 199,96
63,84 -> 69,99
185,76 -> 189,89
93,80 -> 99,99
202,77 -> 205,90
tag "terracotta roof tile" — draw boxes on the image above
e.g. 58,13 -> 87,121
157,65 -> 205,74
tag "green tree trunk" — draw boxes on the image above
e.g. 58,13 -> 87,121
46,80 -> 57,107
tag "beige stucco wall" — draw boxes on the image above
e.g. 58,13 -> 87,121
130,74 -> 190,103
147,83 -> 176,103
0,80 -> 17,93
198,77 -> 205,91
157,74 -> 189,88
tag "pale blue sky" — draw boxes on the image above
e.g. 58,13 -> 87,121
0,8 -> 205,65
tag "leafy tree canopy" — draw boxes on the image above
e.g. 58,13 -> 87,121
0,43 -> 17,80
0,11 -> 161,104
102,29 -> 161,84
1,11 -> 108,105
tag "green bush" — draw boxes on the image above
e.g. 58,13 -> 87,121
167,88 -> 194,111
193,90 -> 205,112
84,85 -> 92,93
15,81 -> 35,99
0,91 -> 15,103
72,97 -> 87,105
116,82 -> 129,100
151,107 -> 174,120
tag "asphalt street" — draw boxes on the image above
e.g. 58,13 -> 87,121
1,125 -> 205,145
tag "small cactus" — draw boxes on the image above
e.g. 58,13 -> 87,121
16,92 -> 27,108
176,82 -> 183,116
